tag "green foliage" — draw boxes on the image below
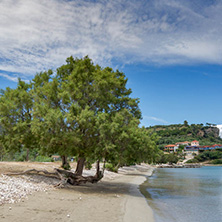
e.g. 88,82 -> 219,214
186,158 -> 199,163
166,153 -> 179,164
0,56 -> 159,172
105,163 -> 118,172
184,120 -> 188,126
155,152 -> 168,164
187,151 -> 222,163
209,159 -> 222,164
35,156 -> 53,162
154,152 -> 178,164
85,161 -> 92,170
0,80 -> 38,160
148,123 -> 222,149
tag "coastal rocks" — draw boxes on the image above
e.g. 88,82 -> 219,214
157,163 -> 201,168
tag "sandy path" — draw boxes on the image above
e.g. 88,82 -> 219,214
0,162 -> 154,222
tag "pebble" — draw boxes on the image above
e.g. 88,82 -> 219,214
0,175 -> 55,205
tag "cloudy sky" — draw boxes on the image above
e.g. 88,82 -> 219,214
0,0 -> 222,126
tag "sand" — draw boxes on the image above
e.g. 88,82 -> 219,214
0,162 -> 154,222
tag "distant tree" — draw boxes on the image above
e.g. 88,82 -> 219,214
167,153 -> 178,164
184,120 -> 188,127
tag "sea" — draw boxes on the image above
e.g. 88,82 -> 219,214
140,166 -> 222,222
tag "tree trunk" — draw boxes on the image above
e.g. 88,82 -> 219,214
75,157 -> 85,176
96,160 -> 100,177
61,155 -> 70,170
26,148 -> 29,161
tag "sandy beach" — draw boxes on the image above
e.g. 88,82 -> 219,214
0,162 -> 154,222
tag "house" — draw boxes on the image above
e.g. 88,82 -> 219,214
175,141 -> 190,146
184,146 -> 199,156
191,140 -> 199,146
164,144 -> 178,153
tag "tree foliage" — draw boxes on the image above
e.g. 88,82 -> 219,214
0,56 -> 158,176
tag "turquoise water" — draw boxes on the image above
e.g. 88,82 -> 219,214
140,166 -> 222,222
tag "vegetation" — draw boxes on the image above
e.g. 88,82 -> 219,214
209,159 -> 222,164
186,150 -> 222,163
0,56 -> 158,184
154,152 -> 179,164
147,121 -> 222,149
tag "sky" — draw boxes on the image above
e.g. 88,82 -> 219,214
0,0 -> 222,126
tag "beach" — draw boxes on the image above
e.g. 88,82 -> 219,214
0,162 -> 154,222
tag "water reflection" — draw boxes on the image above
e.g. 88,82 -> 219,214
140,166 -> 222,222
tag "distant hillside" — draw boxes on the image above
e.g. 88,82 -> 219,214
147,123 -> 222,150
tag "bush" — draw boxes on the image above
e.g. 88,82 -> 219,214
209,159 -> 222,164
85,161 -> 92,170
167,153 -> 178,164
155,152 -> 168,164
105,163 -> 118,172
186,159 -> 199,163
35,155 -> 53,162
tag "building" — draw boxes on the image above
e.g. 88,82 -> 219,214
164,144 -> 178,153
199,144 -> 222,151
184,146 -> 199,156
191,140 -> 199,146
175,141 -> 190,146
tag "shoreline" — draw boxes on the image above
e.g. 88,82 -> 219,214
123,165 -> 155,222
0,162 -> 155,222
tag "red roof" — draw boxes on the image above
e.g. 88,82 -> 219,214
192,140 -> 199,142
212,144 -> 222,147
165,144 -> 175,147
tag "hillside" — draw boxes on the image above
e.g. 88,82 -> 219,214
147,123 -> 222,150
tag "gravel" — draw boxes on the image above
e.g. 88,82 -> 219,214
0,174 -> 55,205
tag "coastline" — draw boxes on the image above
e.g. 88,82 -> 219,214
0,162 -> 155,222
122,165 -> 155,222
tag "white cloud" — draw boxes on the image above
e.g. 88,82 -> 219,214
144,116 -> 169,124
0,0 -> 222,81
0,73 -> 18,82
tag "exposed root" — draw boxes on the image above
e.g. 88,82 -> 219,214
5,168 -> 103,187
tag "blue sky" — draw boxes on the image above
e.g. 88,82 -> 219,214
0,0 -> 222,126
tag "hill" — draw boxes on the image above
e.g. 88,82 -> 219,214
147,123 -> 222,150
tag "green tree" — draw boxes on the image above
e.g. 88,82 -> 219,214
167,153 -> 178,164
31,56 -> 143,174
0,56 -> 159,182
0,80 -> 37,161
184,120 -> 188,127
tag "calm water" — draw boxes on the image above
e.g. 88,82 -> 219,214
140,166 -> 222,222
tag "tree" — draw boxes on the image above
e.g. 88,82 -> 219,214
54,56 -> 141,175
1,56 -> 158,185
0,80 -> 37,161
184,120 -> 188,127
167,153 -> 178,164
31,70 -> 77,169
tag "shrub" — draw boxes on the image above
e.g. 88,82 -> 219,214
209,159 -> 222,164
186,159 -> 199,163
105,163 -> 118,173
167,153 -> 178,164
85,161 -> 92,170
35,155 -> 53,162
